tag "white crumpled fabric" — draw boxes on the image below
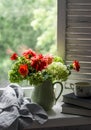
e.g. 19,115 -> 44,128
0,84 -> 48,130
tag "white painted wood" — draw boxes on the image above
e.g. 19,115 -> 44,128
57,0 -> 66,59
65,0 -> 91,82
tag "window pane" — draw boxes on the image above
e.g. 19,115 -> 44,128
0,0 -> 57,87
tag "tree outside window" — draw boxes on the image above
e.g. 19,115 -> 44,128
0,0 -> 57,87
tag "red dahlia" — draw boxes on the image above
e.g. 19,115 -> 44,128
73,60 -> 80,72
31,54 -> 47,71
22,49 -> 36,59
18,64 -> 28,76
10,53 -> 18,60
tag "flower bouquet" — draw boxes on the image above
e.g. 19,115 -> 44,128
8,48 -> 80,110
8,48 -> 80,86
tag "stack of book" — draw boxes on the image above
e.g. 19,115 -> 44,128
61,92 -> 91,117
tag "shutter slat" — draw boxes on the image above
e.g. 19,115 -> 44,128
67,10 -> 91,15
67,79 -> 91,83
68,5 -> 91,10
69,74 -> 91,79
67,28 -> 91,33
66,37 -> 91,40
67,55 -> 91,62
68,0 -> 91,3
67,33 -> 91,39
77,69 -> 91,73
67,50 -> 91,55
68,77 -> 91,82
67,16 -> 91,23
66,39 -> 91,44
67,23 -> 91,27
67,40 -> 91,45
67,44 -> 91,50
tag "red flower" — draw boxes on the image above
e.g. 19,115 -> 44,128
31,54 -> 47,71
18,64 -> 28,76
44,54 -> 53,65
73,60 -> 80,72
10,53 -> 18,60
22,49 -> 36,59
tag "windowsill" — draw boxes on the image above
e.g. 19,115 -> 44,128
29,102 -> 91,129
1,87 -> 91,129
22,87 -> 91,129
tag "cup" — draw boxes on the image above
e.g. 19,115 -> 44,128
70,82 -> 91,97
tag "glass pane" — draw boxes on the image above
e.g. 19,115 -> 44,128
0,0 -> 57,87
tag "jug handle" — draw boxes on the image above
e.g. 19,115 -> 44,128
53,81 -> 63,102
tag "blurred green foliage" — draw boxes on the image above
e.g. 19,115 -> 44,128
0,0 -> 57,86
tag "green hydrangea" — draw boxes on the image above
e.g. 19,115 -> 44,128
8,57 -> 32,83
46,62 -> 70,82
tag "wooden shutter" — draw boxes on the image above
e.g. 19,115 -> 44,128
57,0 -> 91,82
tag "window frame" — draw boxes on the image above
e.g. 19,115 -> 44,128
57,0 -> 66,60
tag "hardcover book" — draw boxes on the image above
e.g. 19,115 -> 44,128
61,103 -> 91,117
62,93 -> 91,109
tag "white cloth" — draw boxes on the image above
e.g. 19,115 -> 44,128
0,84 -> 48,130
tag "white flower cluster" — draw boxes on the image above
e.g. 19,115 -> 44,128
46,62 -> 70,81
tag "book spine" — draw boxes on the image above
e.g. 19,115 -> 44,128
63,97 -> 91,109
62,105 -> 91,117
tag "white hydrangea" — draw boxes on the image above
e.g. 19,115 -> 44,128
46,62 -> 69,81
